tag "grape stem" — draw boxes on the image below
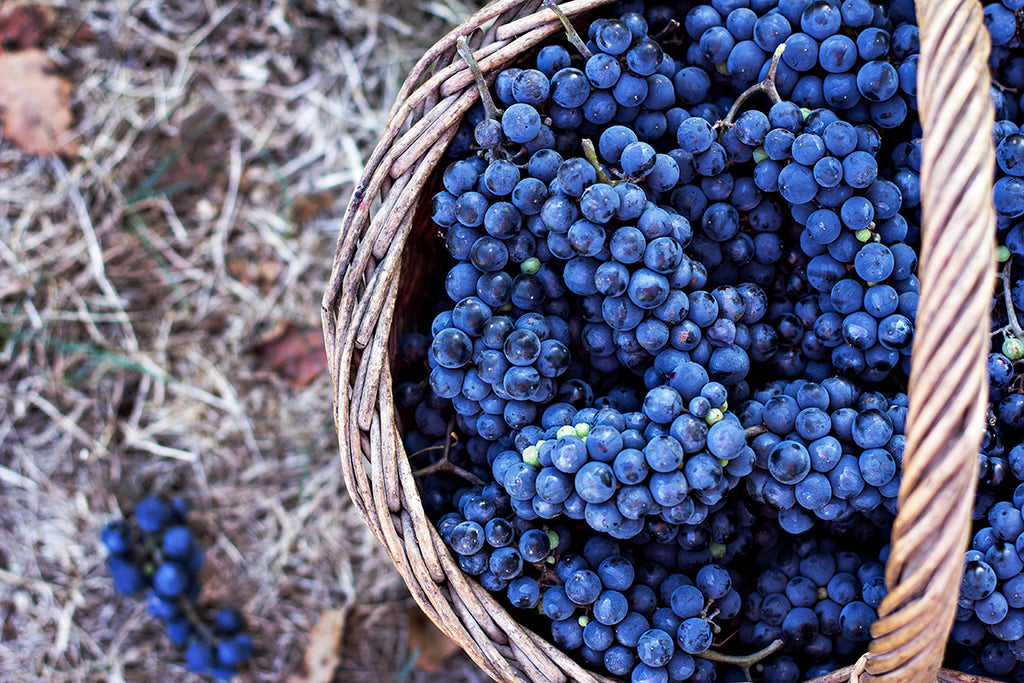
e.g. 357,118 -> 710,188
993,78 -> 1019,94
581,138 -> 621,186
142,529 -> 162,561
411,419 -> 484,485
1001,259 -> 1024,342
698,638 -> 784,682
652,19 -> 680,41
180,596 -> 219,645
542,0 -> 592,60
141,530 -> 219,645
456,36 -> 502,123
714,44 -> 787,133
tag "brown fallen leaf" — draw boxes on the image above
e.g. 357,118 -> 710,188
286,607 -> 347,683
292,191 -> 335,225
154,105 -> 229,193
0,49 -> 77,156
226,256 -> 282,292
406,607 -> 460,673
0,3 -> 56,50
1,598 -> 17,642
250,322 -> 327,388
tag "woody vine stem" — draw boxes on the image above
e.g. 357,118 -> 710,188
714,44 -> 787,132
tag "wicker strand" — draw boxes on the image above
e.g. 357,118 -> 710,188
806,666 -> 1005,683
863,0 -> 996,679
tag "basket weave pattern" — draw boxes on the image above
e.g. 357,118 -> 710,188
322,0 -> 997,680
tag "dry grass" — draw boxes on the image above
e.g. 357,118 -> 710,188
0,0 -> 492,680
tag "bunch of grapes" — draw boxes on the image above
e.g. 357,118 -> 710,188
385,0 -> 1024,680
492,362 -> 755,540
100,497 -> 253,680
736,536 -> 888,676
437,479 -> 750,677
739,375 -> 905,534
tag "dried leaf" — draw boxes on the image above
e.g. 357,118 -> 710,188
292,191 -> 335,224
226,257 -> 281,291
0,49 -> 77,156
1,598 -> 17,642
405,607 -> 460,673
250,322 -> 327,388
286,608 -> 347,683
156,106 -> 229,193
67,21 -> 96,46
0,3 -> 55,50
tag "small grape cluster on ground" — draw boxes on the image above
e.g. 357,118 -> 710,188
389,0 -> 1024,680
0,1 -> 493,681
100,497 -> 253,680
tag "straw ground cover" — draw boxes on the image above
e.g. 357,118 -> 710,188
0,0 -> 490,680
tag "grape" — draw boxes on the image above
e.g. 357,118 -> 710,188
677,617 -> 713,654
963,558 -> 999,601
502,103 -> 542,143
108,557 -> 145,594
536,45 -> 571,77
152,562 -> 190,598
575,461 -> 617,504
985,4 -> 1017,46
186,640 -> 215,674
217,635 -> 253,666
214,607 -> 243,635
101,521 -> 132,555
778,163 -> 818,204
620,142 -> 658,180
135,497 -> 175,533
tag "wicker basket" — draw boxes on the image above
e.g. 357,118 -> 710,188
322,0 -> 999,680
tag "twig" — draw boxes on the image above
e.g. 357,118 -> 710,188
411,420 -> 483,485
408,444 -> 446,459
53,159 -> 140,352
993,78 -> 1020,94
714,44 -> 786,132
653,19 -> 680,41
542,0 -> 592,59
698,639 -> 784,682
456,36 -> 502,122
179,598 -> 218,645
1002,259 -> 1024,342
581,139 -> 620,186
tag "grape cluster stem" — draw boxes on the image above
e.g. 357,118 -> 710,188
582,138 -> 622,186
142,528 -> 218,645
180,597 -> 218,645
714,44 -> 787,133
698,638 -> 784,682
744,425 -> 768,439
1001,259 -> 1024,342
652,19 -> 680,41
412,419 -> 484,485
543,0 -> 593,59
457,36 -> 502,124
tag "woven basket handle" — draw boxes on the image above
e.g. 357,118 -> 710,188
861,0 -> 996,679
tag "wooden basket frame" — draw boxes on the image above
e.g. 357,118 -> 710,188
322,0 -> 998,680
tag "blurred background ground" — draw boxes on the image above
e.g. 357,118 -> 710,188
0,0 -> 493,680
